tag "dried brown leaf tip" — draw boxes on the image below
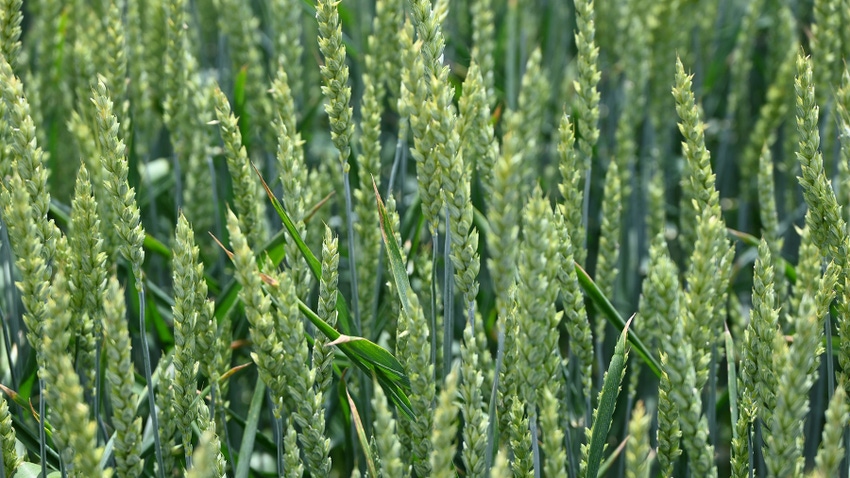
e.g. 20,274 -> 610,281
328,334 -> 365,347
209,232 -> 234,260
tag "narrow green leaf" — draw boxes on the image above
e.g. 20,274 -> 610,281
233,65 -> 251,150
372,178 -> 416,325
143,233 -> 172,259
235,379 -> 265,478
240,165 -> 414,417
294,299 -> 414,418
727,228 -> 796,282
298,300 -> 409,387
596,435 -> 629,477
251,162 -> 355,334
584,316 -> 631,478
213,224 -> 292,321
345,384 -> 379,478
575,264 -> 661,378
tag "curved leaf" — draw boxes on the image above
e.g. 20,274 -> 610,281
584,316 -> 631,478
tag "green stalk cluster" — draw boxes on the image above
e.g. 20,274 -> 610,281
68,164 -> 107,387
811,0 -> 843,105
506,395 -> 533,477
42,271 -> 104,477
170,214 -> 203,463
164,0 -> 214,233
814,383 -> 848,477
557,113 -> 586,264
673,57 -> 722,256
504,48 -> 549,195
408,0 -> 460,236
756,143 -> 788,308
796,224 -> 821,309
139,0 -> 167,122
102,276 -> 143,478
638,235 -> 682,476
92,77 -> 146,285
625,401 -> 650,478
213,85 -> 268,247
0,54 -> 62,361
354,57 -> 384,337
0,0 -> 21,69
269,0 -> 303,104
795,52 -> 847,269
459,62 -> 498,187
573,0 -> 601,173
226,209 -> 288,412
458,322 -> 488,478
187,413 -> 225,478
595,159 -> 622,341
125,0 -> 158,158
429,368 -> 459,478
397,20 -> 442,228
725,0 -> 765,136
102,0 -> 129,142
730,393 -> 755,478
661,304 -> 716,477
839,71 -> 850,224
0,174 -> 51,358
370,0 -> 405,105
540,385 -> 567,477
0,53 -> 62,263
316,0 -> 354,169
228,217 -> 329,478
486,136 -> 521,320
282,415 -> 304,478
674,58 -> 734,391
765,292 -> 822,477
554,208 -> 593,413
215,0 -> 270,149
393,276 -> 434,476
266,265 -> 331,477
516,189 -> 562,406
314,226 -> 339,397
372,381 -> 404,478
0,395 -> 19,477
470,0 -> 495,100
270,65 -> 313,303
740,238 -> 780,424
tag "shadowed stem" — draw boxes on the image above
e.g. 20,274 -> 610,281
826,313 -> 835,400
708,344 -> 718,451
138,286 -> 165,478
38,377 -> 47,478
342,169 -> 361,335
271,393 -> 284,475
431,233 -> 438,382
484,328 -> 505,474
443,208 -> 453,380
371,136 -> 407,339
95,337 -> 106,447
530,409 -> 541,478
